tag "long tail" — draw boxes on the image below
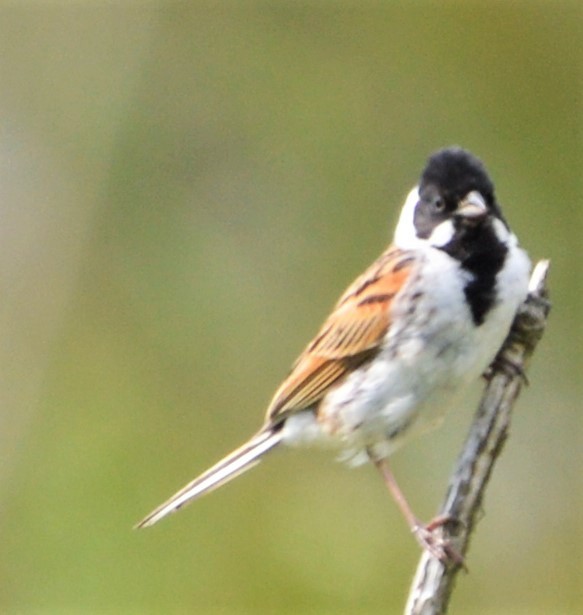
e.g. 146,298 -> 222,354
136,428 -> 282,529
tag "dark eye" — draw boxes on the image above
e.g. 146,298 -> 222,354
432,197 -> 446,212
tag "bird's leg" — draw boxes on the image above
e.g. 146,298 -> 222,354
369,453 -> 464,566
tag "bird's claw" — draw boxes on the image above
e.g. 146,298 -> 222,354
483,355 -> 528,384
412,516 -> 466,568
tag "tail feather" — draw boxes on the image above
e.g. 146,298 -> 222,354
136,429 -> 282,529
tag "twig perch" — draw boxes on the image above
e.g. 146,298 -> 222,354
404,259 -> 551,615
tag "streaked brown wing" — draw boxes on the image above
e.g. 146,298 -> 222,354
266,246 -> 417,421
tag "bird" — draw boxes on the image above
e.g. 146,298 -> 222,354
136,147 -> 531,561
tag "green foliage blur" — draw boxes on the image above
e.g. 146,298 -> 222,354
1,3 -> 581,614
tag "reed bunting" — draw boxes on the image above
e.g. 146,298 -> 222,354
137,147 -> 531,560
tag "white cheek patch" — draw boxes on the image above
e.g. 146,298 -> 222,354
428,219 -> 456,248
394,187 -> 423,249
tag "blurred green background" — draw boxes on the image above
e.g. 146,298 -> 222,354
1,3 -> 581,614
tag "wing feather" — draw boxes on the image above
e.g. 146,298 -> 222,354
267,247 -> 417,420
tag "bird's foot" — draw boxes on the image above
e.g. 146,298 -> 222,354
412,515 -> 466,568
483,355 -> 528,384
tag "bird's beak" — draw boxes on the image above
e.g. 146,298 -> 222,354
456,191 -> 488,219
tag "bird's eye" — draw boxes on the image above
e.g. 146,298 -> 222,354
432,197 -> 445,212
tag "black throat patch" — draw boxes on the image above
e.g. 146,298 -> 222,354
439,221 -> 508,325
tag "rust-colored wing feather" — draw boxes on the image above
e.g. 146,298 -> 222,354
266,247 -> 416,421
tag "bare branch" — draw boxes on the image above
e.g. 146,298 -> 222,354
405,259 -> 551,615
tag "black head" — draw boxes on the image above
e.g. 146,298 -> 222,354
413,147 -> 506,240
394,147 -> 513,326
420,147 -> 495,207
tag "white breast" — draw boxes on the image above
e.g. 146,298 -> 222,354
281,237 -> 530,466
